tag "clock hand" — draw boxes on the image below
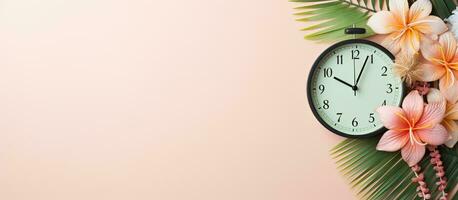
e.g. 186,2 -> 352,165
353,52 -> 356,96
355,56 -> 370,87
333,77 -> 355,89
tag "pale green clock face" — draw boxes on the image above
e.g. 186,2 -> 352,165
309,41 -> 404,137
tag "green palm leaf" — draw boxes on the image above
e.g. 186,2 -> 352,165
291,0 -> 388,42
431,0 -> 457,19
331,137 -> 458,200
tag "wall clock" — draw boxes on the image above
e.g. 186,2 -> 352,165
307,28 -> 405,138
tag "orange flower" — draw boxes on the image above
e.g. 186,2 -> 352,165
367,0 -> 447,55
428,88 -> 458,147
419,32 -> 458,101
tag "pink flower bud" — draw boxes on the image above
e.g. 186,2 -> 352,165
439,185 -> 446,191
436,172 -> 445,177
417,173 -> 424,180
418,192 -> 423,197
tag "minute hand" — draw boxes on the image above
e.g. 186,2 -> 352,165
355,56 -> 369,87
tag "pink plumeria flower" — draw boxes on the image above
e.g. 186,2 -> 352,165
376,90 -> 448,166
428,88 -> 458,147
367,0 -> 447,55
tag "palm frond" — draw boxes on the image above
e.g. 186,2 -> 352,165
331,137 -> 458,200
291,0 -> 388,42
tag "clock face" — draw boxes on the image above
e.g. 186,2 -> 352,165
307,39 -> 404,137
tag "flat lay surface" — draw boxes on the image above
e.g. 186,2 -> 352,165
0,0 -> 355,199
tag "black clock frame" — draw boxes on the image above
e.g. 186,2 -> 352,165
306,39 -> 406,138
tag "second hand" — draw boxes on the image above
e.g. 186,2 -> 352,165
353,51 -> 356,96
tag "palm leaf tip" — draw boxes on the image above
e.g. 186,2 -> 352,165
291,0 -> 386,42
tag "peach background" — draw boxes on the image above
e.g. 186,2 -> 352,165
0,0 -> 356,199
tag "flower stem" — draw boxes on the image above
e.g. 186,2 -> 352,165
428,146 -> 448,200
411,165 -> 431,199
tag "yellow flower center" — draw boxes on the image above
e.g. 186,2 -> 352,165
393,112 -> 431,146
409,127 -> 427,146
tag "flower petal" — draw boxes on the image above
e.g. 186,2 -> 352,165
402,90 -> 424,124
398,30 -> 420,55
417,63 -> 445,82
409,0 -> 432,22
420,37 -> 441,62
389,0 -> 409,26
439,32 -> 457,62
426,88 -> 441,101
376,130 -> 409,151
442,118 -> 458,132
417,101 -> 446,127
439,70 -> 458,101
439,68 -> 457,90
408,29 -> 421,54
368,11 -> 398,34
401,142 -> 425,166
427,88 -> 445,103
382,33 -> 402,55
445,127 -> 458,147
445,103 -> 458,119
413,16 -> 448,38
376,106 -> 409,129
416,124 -> 449,145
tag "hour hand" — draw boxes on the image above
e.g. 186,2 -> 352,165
333,77 -> 355,89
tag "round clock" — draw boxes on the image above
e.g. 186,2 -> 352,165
307,36 -> 405,138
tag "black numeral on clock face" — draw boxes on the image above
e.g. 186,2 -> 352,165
382,100 -> 387,106
318,84 -> 325,94
369,113 -> 375,123
381,66 -> 388,76
337,55 -> 343,64
323,68 -> 333,78
352,117 -> 358,127
352,50 -> 360,60
386,84 -> 393,93
336,113 -> 342,122
322,100 -> 330,109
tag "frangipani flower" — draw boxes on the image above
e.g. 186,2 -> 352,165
428,88 -> 458,147
376,90 -> 448,166
420,32 -> 458,101
367,0 -> 447,55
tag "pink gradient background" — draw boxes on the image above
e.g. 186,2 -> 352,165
0,0 -> 356,199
